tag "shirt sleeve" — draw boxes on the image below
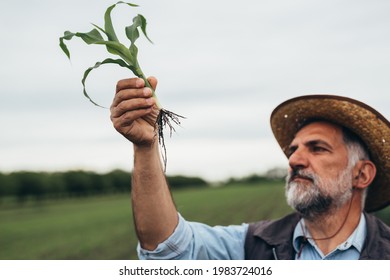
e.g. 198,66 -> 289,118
137,213 -> 249,260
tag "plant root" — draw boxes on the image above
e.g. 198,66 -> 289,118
156,109 -> 185,171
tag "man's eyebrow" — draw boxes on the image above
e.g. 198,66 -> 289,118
305,139 -> 333,149
287,139 -> 333,153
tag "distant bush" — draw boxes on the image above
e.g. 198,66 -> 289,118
106,169 -> 132,192
0,170 -> 129,201
0,170 -> 209,202
166,175 -> 208,189
0,168 -> 286,202
9,172 -> 49,202
226,174 -> 282,186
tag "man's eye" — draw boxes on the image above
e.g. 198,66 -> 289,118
287,147 -> 297,158
312,146 -> 326,152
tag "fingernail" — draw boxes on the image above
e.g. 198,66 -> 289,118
136,78 -> 144,88
146,98 -> 153,105
143,87 -> 152,96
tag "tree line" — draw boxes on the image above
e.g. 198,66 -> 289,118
0,170 -> 208,203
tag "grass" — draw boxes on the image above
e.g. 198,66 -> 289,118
174,181 -> 290,225
1,182 -> 389,260
0,194 -> 135,259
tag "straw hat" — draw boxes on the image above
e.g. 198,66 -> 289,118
270,95 -> 390,212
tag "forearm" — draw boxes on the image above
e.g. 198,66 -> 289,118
131,141 -> 178,250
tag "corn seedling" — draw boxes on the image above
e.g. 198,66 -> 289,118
59,1 -> 183,169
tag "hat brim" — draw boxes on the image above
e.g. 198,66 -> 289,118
270,94 -> 390,212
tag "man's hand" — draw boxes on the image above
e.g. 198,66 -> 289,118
110,77 -> 159,146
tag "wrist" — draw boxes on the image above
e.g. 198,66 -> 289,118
133,140 -> 165,175
133,139 -> 159,153
133,140 -> 162,167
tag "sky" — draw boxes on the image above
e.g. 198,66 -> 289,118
1,0 -> 390,182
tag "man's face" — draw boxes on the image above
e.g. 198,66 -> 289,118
285,121 -> 353,218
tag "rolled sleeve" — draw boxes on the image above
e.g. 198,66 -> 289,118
137,213 -> 193,260
137,213 -> 248,260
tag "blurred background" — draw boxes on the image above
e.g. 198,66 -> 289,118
1,0 -> 390,259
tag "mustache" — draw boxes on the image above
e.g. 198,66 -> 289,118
287,168 -> 316,183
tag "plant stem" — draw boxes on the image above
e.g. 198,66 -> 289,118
135,68 -> 162,109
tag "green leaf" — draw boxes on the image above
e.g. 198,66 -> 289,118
136,14 -> 153,44
126,14 -> 153,45
94,40 -> 136,65
104,2 -> 139,54
76,29 -> 104,44
59,38 -> 71,59
59,31 -> 76,59
91,23 -> 108,38
125,20 -> 140,44
82,58 -> 134,107
63,31 -> 75,40
118,1 -> 139,7
59,29 -> 104,59
104,3 -> 119,42
59,27 -> 135,66
104,2 -> 139,41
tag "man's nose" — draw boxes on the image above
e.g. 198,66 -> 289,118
288,147 -> 309,170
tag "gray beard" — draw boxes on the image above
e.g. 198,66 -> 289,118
285,168 -> 353,220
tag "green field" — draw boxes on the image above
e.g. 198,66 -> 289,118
1,182 -> 389,260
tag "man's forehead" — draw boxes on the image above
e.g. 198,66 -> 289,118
292,121 -> 344,142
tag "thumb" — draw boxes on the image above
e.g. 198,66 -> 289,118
147,76 -> 158,91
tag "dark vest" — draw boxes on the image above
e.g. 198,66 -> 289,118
244,212 -> 390,260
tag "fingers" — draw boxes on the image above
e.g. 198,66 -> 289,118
111,76 -> 158,118
116,76 -> 158,93
111,96 -> 155,119
113,77 -> 158,107
112,86 -> 153,108
116,77 -> 144,93
111,76 -> 157,126
111,107 -> 153,130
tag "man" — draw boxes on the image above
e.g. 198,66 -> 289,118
110,77 -> 390,259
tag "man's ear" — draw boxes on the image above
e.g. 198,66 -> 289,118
353,160 -> 377,189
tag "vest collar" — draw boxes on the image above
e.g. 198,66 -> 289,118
252,212 -> 301,246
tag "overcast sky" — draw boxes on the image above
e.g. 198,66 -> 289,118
1,0 -> 390,181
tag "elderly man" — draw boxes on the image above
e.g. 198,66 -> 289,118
110,77 -> 390,260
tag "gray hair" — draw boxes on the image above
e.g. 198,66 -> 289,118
342,127 -> 370,208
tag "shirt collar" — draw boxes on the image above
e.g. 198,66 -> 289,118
293,213 -> 367,254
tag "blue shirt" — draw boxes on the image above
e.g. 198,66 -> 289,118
137,213 -> 366,260
293,214 -> 366,260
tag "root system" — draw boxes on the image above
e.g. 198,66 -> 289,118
156,109 -> 185,171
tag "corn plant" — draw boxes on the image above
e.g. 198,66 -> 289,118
59,1 -> 183,168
